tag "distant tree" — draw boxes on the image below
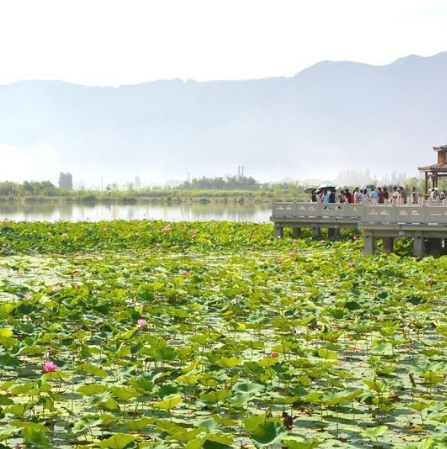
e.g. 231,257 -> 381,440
179,175 -> 261,190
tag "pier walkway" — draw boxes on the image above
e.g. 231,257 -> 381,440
271,201 -> 447,257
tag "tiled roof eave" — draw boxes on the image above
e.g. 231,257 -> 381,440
418,165 -> 447,172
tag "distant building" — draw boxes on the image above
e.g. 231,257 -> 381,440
59,172 -> 73,190
134,176 -> 141,190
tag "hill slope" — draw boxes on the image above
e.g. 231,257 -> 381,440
1,52 -> 446,183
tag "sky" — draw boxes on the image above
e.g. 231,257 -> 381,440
0,0 -> 446,186
0,0 -> 446,86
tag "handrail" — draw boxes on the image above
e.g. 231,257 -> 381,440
271,201 -> 447,225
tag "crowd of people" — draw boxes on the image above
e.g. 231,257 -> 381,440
309,186 -> 447,205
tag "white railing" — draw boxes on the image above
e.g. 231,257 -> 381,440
272,202 -> 447,225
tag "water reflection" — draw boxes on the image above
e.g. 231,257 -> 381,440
0,202 -> 271,223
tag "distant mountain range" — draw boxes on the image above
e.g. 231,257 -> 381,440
1,52 -> 446,184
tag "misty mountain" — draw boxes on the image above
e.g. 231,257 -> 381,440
1,52 -> 447,184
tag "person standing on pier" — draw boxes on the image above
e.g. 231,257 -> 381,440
412,187 -> 418,204
370,188 -> 378,204
383,187 -> 389,204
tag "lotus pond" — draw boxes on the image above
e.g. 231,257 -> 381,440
1,221 -> 447,449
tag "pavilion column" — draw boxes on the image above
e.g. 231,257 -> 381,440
425,172 -> 428,195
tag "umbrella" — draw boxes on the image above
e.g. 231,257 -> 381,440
363,184 -> 376,190
303,187 -> 316,194
316,183 -> 336,193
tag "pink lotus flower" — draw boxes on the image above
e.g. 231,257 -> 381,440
271,352 -> 278,358
52,286 -> 61,292
179,270 -> 189,275
76,284 -> 82,290
427,279 -> 433,286
62,233 -> 67,238
155,243 -> 161,247
353,235 -> 359,241
348,262 -> 354,268
103,227 -> 108,232
24,293 -> 33,300
136,319 -> 147,328
2,243 -> 7,248
47,232 -> 52,236
162,225 -> 171,232
43,361 -> 57,372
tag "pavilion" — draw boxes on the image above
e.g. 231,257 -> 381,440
418,144 -> 447,195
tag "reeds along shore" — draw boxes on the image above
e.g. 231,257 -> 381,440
0,189 -> 292,205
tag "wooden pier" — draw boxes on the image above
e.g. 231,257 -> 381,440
271,201 -> 447,257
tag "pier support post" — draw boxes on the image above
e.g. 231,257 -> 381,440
382,237 -> 394,254
428,238 -> 442,256
292,228 -> 301,239
443,239 -> 447,255
274,224 -> 284,239
311,225 -> 320,240
363,231 -> 376,255
328,228 -> 340,239
413,233 -> 425,258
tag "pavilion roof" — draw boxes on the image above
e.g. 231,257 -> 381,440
418,163 -> 447,172
433,145 -> 447,152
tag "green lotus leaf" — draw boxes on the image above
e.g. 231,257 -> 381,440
153,396 -> 183,410
0,328 -> 13,339
110,386 -> 140,401
77,363 -> 108,378
123,417 -> 154,431
370,341 -> 393,355
0,353 -> 19,368
283,439 -> 324,449
22,427 -> 50,447
199,389 -> 232,404
317,348 -> 338,360
154,346 -> 178,361
361,425 -> 389,439
77,384 -> 108,396
243,414 -> 285,446
96,433 -> 136,449
219,357 -> 243,368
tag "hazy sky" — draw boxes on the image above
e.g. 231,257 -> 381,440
0,0 -> 446,86
1,0 -> 446,186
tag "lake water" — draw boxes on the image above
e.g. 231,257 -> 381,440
0,202 -> 272,223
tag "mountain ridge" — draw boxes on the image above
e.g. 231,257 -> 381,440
1,52 -> 446,183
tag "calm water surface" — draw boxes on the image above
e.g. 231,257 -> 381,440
0,203 -> 272,223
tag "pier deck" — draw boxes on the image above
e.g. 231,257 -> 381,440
271,202 -> 447,257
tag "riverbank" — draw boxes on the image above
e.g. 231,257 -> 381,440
0,192 -> 289,205
0,188 -> 308,205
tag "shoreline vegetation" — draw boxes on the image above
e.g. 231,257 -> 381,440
0,191 -> 286,204
0,179 -> 307,204
0,174 -> 431,205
